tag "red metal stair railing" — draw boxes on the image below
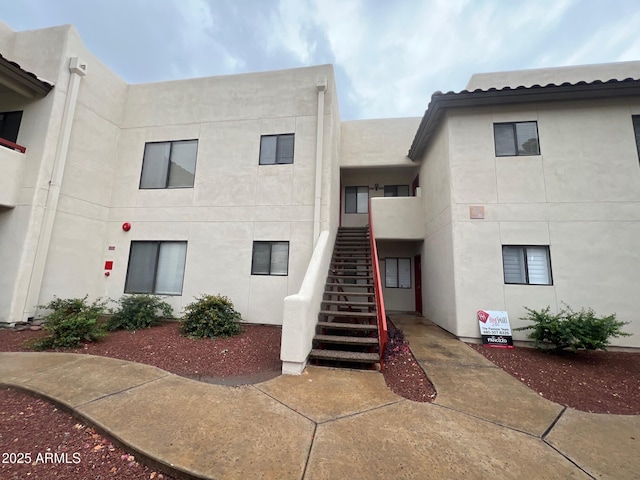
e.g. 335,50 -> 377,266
368,200 -> 388,370
0,137 -> 26,153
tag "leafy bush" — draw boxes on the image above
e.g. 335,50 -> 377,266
181,294 -> 242,339
107,294 -> 173,331
32,296 -> 107,350
515,304 -> 630,352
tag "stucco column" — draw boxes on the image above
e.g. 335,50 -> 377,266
313,76 -> 326,247
17,57 -> 87,320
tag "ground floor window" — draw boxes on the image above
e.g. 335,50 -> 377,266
385,257 -> 411,288
502,245 -> 552,285
124,241 -> 187,295
251,241 -> 289,275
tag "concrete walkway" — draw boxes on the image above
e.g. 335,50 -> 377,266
1,315 -> 638,480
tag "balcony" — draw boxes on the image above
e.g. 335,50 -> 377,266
0,138 -> 26,207
370,195 -> 425,240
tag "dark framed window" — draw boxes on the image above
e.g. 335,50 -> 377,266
502,245 -> 552,285
632,116 -> 640,163
385,257 -> 411,288
259,134 -> 294,164
140,140 -> 198,189
494,122 -> 540,156
125,241 -> 187,295
251,241 -> 289,275
0,111 -> 23,144
384,185 -> 410,197
345,186 -> 369,213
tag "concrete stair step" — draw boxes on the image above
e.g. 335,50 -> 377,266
320,310 -> 377,318
322,299 -> 376,307
324,291 -> 375,297
313,334 -> 378,346
325,282 -> 374,288
309,349 -> 379,363
317,321 -> 379,331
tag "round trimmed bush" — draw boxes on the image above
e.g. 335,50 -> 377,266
181,294 -> 242,339
107,294 -> 173,331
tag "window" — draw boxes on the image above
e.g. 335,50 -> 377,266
125,241 -> 187,295
259,134 -> 294,164
0,111 -> 23,144
385,257 -> 411,288
384,185 -> 410,197
632,116 -> 640,163
494,122 -> 540,156
251,241 -> 289,275
140,140 -> 198,189
502,246 -> 552,285
345,186 -> 369,213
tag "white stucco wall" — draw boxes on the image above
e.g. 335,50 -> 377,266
445,100 -> 640,347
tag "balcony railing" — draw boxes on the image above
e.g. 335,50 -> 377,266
0,137 -> 26,153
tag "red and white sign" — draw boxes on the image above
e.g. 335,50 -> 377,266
477,310 -> 514,348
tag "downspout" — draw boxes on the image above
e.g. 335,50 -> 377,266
313,76 -> 327,247
23,57 -> 87,317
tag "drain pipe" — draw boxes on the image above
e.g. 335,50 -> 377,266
22,57 -> 87,318
313,76 -> 327,247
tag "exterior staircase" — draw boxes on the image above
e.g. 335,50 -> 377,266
309,226 -> 382,369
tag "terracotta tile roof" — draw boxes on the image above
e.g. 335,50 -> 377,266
408,77 -> 640,160
0,53 -> 54,97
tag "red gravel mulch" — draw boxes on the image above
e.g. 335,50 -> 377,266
469,344 -> 640,415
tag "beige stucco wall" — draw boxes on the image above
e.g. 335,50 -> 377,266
105,65 -> 338,323
417,119 -> 458,332
466,61 -> 640,90
0,25 -> 73,322
340,117 -> 420,167
0,22 -> 340,326
445,100 -> 640,347
377,240 -> 421,312
340,166 -> 418,227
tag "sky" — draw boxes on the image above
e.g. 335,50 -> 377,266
1,0 -> 640,120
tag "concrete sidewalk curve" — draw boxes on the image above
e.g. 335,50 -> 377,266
1,315 -> 638,479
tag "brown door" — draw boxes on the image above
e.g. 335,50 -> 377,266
414,254 -> 422,314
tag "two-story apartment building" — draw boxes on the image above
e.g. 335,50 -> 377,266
0,22 -> 638,374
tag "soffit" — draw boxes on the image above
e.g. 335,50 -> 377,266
0,53 -> 54,99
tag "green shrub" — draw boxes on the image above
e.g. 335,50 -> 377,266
181,294 -> 242,339
515,304 -> 630,352
32,296 -> 107,350
107,294 -> 173,331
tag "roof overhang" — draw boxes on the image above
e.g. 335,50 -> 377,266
408,78 -> 640,160
0,54 -> 54,98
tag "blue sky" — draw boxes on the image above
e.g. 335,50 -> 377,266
1,0 -> 640,120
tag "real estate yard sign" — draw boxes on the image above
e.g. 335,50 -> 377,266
477,310 -> 514,348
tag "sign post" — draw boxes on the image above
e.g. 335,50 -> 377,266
477,310 -> 514,349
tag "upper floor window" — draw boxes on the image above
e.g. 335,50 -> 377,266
632,116 -> 640,163
125,241 -> 187,295
140,140 -> 198,189
502,245 -> 552,285
494,121 -> 540,156
345,186 -> 369,213
384,185 -> 410,197
0,111 -> 23,144
259,134 -> 294,164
